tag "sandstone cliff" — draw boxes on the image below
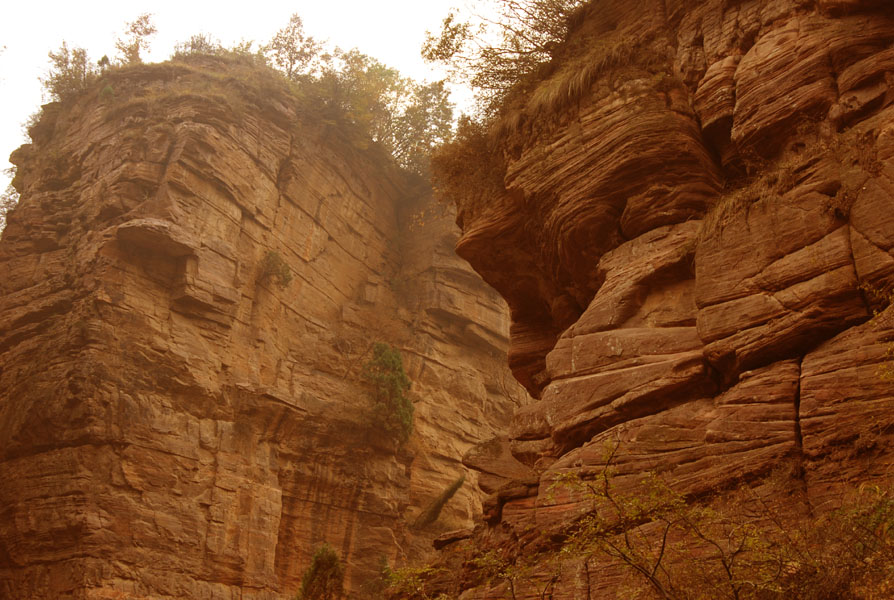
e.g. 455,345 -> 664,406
0,58 -> 524,598
433,0 -> 894,597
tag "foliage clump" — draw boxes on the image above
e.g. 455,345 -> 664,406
305,49 -> 452,176
546,441 -> 894,600
297,544 -> 344,600
422,0 -> 586,115
381,564 -> 452,600
263,14 -> 323,79
40,41 -> 99,101
362,342 -> 414,445
172,34 -> 226,58
34,12 -> 451,178
430,116 -> 506,215
115,13 -> 157,65
399,439 -> 894,599
257,250 -> 292,289
261,13 -> 453,176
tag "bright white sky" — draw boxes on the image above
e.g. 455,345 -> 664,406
0,0 -> 482,195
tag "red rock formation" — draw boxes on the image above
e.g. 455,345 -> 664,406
0,59 -> 524,598
445,0 -> 894,597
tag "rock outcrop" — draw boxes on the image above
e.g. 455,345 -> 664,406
441,0 -> 894,597
0,59 -> 524,599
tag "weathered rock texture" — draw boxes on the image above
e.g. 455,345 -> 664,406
0,59 -> 524,599
442,0 -> 894,597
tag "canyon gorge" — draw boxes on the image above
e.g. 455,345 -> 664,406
1,0 -> 894,598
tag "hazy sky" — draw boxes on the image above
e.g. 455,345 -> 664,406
0,0 -> 479,195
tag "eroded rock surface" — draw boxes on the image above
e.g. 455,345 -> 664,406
0,60 -> 524,599
445,1 -> 894,598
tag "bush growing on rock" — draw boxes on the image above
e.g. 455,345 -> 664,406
33,13 -> 450,178
297,543 -> 344,600
406,439 -> 894,599
257,250 -> 292,289
422,0 -> 586,114
362,342 -> 414,445
41,41 -> 99,101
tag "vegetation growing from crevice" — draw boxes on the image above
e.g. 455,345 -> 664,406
297,544 -> 345,600
403,439 -> 894,599
546,443 -> 894,600
362,342 -> 414,445
257,250 -> 292,289
429,116 -> 506,216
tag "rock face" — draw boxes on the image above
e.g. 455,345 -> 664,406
445,0 -> 894,597
0,60 -> 524,599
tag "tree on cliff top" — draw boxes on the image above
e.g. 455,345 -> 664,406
33,13 -> 450,179
115,13 -> 157,65
312,49 -> 453,176
422,0 -> 585,115
264,14 -> 323,79
40,41 -> 98,101
260,13 -> 453,176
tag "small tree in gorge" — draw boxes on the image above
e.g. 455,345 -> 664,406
297,544 -> 344,600
362,342 -> 414,445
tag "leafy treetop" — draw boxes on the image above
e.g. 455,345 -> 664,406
422,0 -> 585,116
115,13 -> 157,65
263,14 -> 323,79
35,12 -> 452,178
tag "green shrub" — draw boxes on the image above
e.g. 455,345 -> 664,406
362,342 -> 414,444
383,564 -> 450,600
172,33 -> 224,58
257,250 -> 292,289
40,41 -> 99,101
99,84 -> 115,102
297,544 -> 344,600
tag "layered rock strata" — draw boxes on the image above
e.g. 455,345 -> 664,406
0,60 -> 523,599
446,0 -> 894,597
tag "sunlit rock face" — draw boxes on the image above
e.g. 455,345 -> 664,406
449,0 -> 894,597
0,60 -> 524,599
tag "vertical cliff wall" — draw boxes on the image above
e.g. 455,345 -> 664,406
0,58 -> 523,599
438,0 -> 894,597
